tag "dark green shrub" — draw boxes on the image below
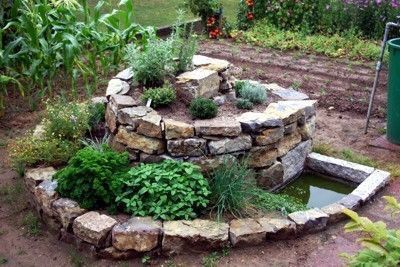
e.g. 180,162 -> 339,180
239,82 -> 267,104
115,160 -> 210,220
54,145 -> 130,210
236,98 -> 254,110
234,80 -> 246,97
141,86 -> 176,108
189,97 -> 218,119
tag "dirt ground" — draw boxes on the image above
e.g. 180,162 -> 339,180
1,39 -> 400,267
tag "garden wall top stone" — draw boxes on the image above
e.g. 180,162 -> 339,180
264,100 -> 317,124
194,118 -> 241,137
263,83 -> 310,101
106,79 -> 130,96
192,55 -> 231,72
25,167 -> 56,189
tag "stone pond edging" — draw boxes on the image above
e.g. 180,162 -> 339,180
24,154 -> 390,260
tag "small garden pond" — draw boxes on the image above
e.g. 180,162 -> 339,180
280,172 -> 356,208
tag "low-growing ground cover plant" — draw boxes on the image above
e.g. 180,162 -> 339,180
189,97 -> 218,119
236,98 -> 254,110
115,160 -> 210,220
141,86 -> 176,108
239,82 -> 267,104
341,196 -> 400,266
209,160 -> 305,218
54,145 -> 130,210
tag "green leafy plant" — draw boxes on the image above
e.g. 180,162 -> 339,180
54,145 -> 130,210
239,82 -> 267,104
189,97 -> 218,119
234,80 -> 246,97
115,160 -> 210,220
236,98 -> 254,110
341,196 -> 400,267
184,0 -> 222,24
141,86 -> 176,108
88,102 -> 105,129
22,212 -> 41,236
209,160 -> 305,218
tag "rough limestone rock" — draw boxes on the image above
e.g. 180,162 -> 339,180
115,127 -> 165,155
25,167 -> 56,191
34,180 -> 58,217
106,79 -> 130,96
176,68 -> 220,99
339,194 -> 362,210
136,113 -> 163,138
115,67 -> 134,81
162,219 -> 229,254
194,118 -> 241,137
189,155 -> 237,172
213,95 -> 226,106
192,55 -> 230,72
351,169 -> 390,202
140,153 -> 173,164
73,212 -> 117,247
264,100 -> 317,124
52,198 -> 86,229
277,132 -> 302,157
288,209 -> 329,233
281,140 -> 312,182
32,123 -> 46,139
284,122 -> 297,135
110,94 -> 138,110
117,106 -> 155,127
238,112 -> 283,133
229,218 -> 266,247
112,217 -> 162,252
263,83 -> 309,100
248,146 -> 278,168
299,115 -> 316,140
208,135 -> 252,155
91,96 -> 108,105
257,217 -> 297,240
254,127 -> 284,146
306,153 -> 375,183
105,105 -> 118,133
164,119 -> 194,140
321,203 -> 347,224
257,161 -> 284,189
167,138 -> 207,157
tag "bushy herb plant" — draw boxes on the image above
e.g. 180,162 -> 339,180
239,82 -> 267,104
54,145 -> 130,210
141,86 -> 176,108
189,97 -> 218,119
341,196 -> 400,267
115,160 -> 210,220
236,98 -> 254,110
234,80 -> 246,97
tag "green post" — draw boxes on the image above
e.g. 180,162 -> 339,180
387,38 -> 400,144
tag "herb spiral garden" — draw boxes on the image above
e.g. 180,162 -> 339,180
12,18 -> 390,260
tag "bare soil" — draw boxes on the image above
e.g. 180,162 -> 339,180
1,39 -> 399,267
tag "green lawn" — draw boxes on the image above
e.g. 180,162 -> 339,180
93,0 -> 238,27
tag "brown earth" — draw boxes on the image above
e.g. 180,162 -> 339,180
1,39 -> 400,267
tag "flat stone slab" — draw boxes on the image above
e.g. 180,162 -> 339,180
288,209 -> 329,233
281,140 -> 312,182
229,218 -> 266,247
321,203 -> 347,224
306,153 -> 375,183
339,194 -> 362,210
162,219 -> 229,254
238,112 -> 283,133
73,211 -> 117,247
115,67 -> 134,81
208,135 -> 252,155
257,217 -> 296,240
189,155 -> 237,172
112,217 -> 162,252
110,95 -> 138,110
263,83 -> 309,100
25,167 -> 56,190
106,79 -> 130,96
117,106 -> 155,126
164,119 -> 194,140
167,138 -> 207,157
264,100 -> 317,125
248,145 -> 278,168
254,126 -> 284,146
192,55 -> 230,72
136,113 -> 162,138
194,118 -> 241,137
351,169 -> 390,202
176,68 -> 220,99
52,198 -> 86,229
115,127 -> 165,155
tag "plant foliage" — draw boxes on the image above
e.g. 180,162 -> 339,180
236,98 -> 254,110
238,81 -> 267,104
54,145 -> 130,210
189,97 -> 218,119
141,85 -> 176,108
115,160 -> 210,220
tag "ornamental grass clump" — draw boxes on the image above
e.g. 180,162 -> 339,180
115,160 -> 210,220
189,97 -> 218,119
141,85 -> 176,108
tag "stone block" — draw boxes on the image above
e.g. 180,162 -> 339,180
115,67 -> 134,81
164,119 -> 194,140
277,132 -> 302,157
105,104 -> 118,133
136,113 -> 163,138
288,209 -> 329,233
257,161 -> 284,189
25,167 -> 56,191
229,218 -> 266,247
208,135 -> 252,155
238,112 -> 283,133
176,68 -> 220,99
263,83 -> 309,101
194,118 -> 241,137
188,155 -> 237,173
162,219 -> 229,254
112,217 -> 162,252
320,203 -> 347,224
306,153 -> 375,183
34,180 -> 58,217
167,138 -> 207,157
110,94 -> 138,110
299,115 -> 316,140
264,100 -> 317,125
248,146 -> 278,168
254,126 -> 284,146
257,217 -> 296,240
351,169 -> 390,202
281,140 -> 312,182
339,194 -> 362,210
73,211 -> 117,247
192,55 -> 230,72
52,198 -> 86,230
106,79 -> 130,96
284,122 -> 297,135
140,153 -> 173,164
115,127 -> 165,155
117,106 -> 155,127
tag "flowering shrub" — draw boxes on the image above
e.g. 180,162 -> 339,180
237,0 -> 400,39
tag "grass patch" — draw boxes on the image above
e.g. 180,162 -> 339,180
339,149 -> 377,168
234,22 -> 383,62
202,248 -> 230,267
0,256 -> 8,265
21,212 -> 41,236
0,181 -> 26,212
68,248 -> 87,267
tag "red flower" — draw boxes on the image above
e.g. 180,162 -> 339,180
207,17 -> 216,27
246,0 -> 254,7
246,12 -> 254,21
